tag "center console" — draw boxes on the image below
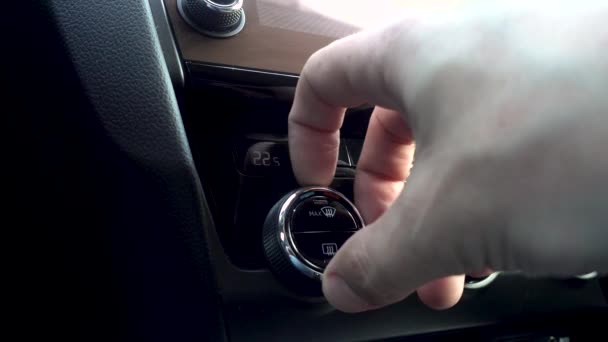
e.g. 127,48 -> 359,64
153,0 -> 607,340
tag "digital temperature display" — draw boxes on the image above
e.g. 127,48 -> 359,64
236,138 -> 353,177
241,141 -> 291,176
251,150 -> 280,167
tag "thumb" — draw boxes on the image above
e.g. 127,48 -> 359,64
322,162 -> 478,312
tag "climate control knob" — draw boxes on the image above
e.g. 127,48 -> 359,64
263,187 -> 364,296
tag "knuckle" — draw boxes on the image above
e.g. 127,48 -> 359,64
300,51 -> 324,86
303,43 -> 333,78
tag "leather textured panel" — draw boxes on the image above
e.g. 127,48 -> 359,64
5,0 -> 224,341
50,0 -> 225,339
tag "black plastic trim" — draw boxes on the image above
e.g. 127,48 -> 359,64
149,0 -> 186,90
187,61 -> 299,87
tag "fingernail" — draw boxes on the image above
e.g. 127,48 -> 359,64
322,274 -> 378,313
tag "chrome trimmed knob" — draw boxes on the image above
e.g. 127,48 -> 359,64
177,0 -> 246,38
263,187 -> 364,296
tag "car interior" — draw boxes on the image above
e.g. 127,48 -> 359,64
7,0 -> 607,341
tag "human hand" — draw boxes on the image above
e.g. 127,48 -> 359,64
288,2 -> 608,312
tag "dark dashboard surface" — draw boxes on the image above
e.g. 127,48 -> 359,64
6,0 -> 606,341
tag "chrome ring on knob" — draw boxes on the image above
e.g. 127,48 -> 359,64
464,272 -> 500,289
177,0 -> 246,38
276,187 -> 365,280
202,0 -> 243,13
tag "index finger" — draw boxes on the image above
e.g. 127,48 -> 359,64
288,21 -> 413,185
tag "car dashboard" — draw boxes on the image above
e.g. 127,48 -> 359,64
7,0 -> 606,341
155,0 -> 607,340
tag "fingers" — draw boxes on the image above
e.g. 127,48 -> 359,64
416,276 -> 464,310
288,16 -> 470,312
288,21 -> 412,185
322,162 -> 471,313
354,107 -> 414,223
353,107 -> 464,311
287,77 -> 344,186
